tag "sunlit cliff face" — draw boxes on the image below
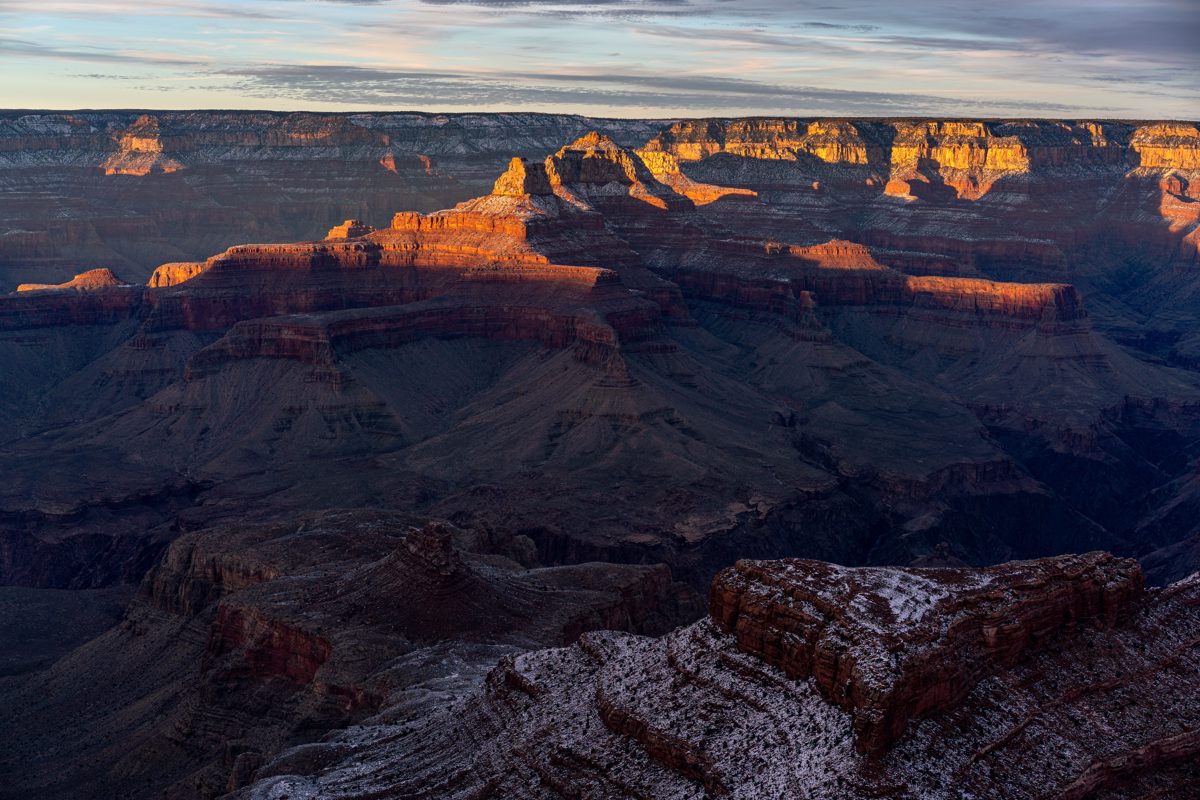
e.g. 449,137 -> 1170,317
645,118 -> 1200,206
101,115 -> 183,176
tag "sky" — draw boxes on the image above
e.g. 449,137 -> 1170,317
0,0 -> 1197,118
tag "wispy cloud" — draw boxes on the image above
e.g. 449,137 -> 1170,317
0,36 -> 210,66
0,0 -> 1195,116
216,62 -> 1081,114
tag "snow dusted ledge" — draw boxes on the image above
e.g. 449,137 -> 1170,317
709,552 -> 1145,755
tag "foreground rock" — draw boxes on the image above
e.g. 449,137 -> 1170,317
234,555 -> 1199,800
709,553 -> 1144,755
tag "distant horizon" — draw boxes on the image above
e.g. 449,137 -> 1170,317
2,108 -> 1198,124
1,1 -> 1197,119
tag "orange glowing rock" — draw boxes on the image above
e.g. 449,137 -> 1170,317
325,219 -> 377,240
491,157 -> 554,197
101,115 -> 185,176
16,268 -> 127,293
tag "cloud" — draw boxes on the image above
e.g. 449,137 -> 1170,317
795,21 -> 878,32
0,0 -> 283,18
405,0 -> 1199,66
631,23 -> 855,56
217,62 -> 1082,115
1,0 -> 1195,116
417,0 -> 686,5
0,36 -> 209,66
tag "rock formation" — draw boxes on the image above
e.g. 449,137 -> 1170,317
709,553 -> 1144,755
100,114 -> 185,176
148,260 -> 207,287
16,267 -> 127,292
226,556 -> 1200,800
324,219 -> 375,240
0,111 -> 662,290
491,157 -> 554,197
1,128 -> 1198,594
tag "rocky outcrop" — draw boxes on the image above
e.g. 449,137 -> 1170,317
903,274 -> 1084,319
324,219 -> 376,240
547,132 -> 693,212
644,118 -> 1200,285
147,260 -> 207,287
492,157 -> 554,197
100,114 -> 185,176
0,282 -> 142,328
206,604 -> 332,686
886,120 -> 1035,199
635,148 -> 757,205
641,118 -> 890,166
16,267 -> 127,292
145,530 -> 279,617
708,553 -> 1144,755
1131,123 -> 1200,170
672,238 -> 1086,325
647,118 -> 1199,177
228,558 -> 1200,800
181,282 -> 658,375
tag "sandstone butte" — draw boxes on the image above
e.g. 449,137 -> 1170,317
99,114 -> 185,176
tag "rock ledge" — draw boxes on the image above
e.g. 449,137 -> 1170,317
709,552 -> 1145,755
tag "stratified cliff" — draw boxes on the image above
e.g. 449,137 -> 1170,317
0,111 -> 662,289
640,118 -> 1200,316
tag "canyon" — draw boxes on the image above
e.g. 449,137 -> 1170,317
0,113 -> 1198,798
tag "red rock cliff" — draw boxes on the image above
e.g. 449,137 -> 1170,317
709,552 -> 1144,755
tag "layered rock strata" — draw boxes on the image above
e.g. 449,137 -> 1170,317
147,261 -> 206,287
324,219 -> 376,240
708,553 -> 1144,754
0,111 -> 663,289
3,122 -> 1200,800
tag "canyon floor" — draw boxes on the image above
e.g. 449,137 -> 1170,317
1,113 -> 1198,799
